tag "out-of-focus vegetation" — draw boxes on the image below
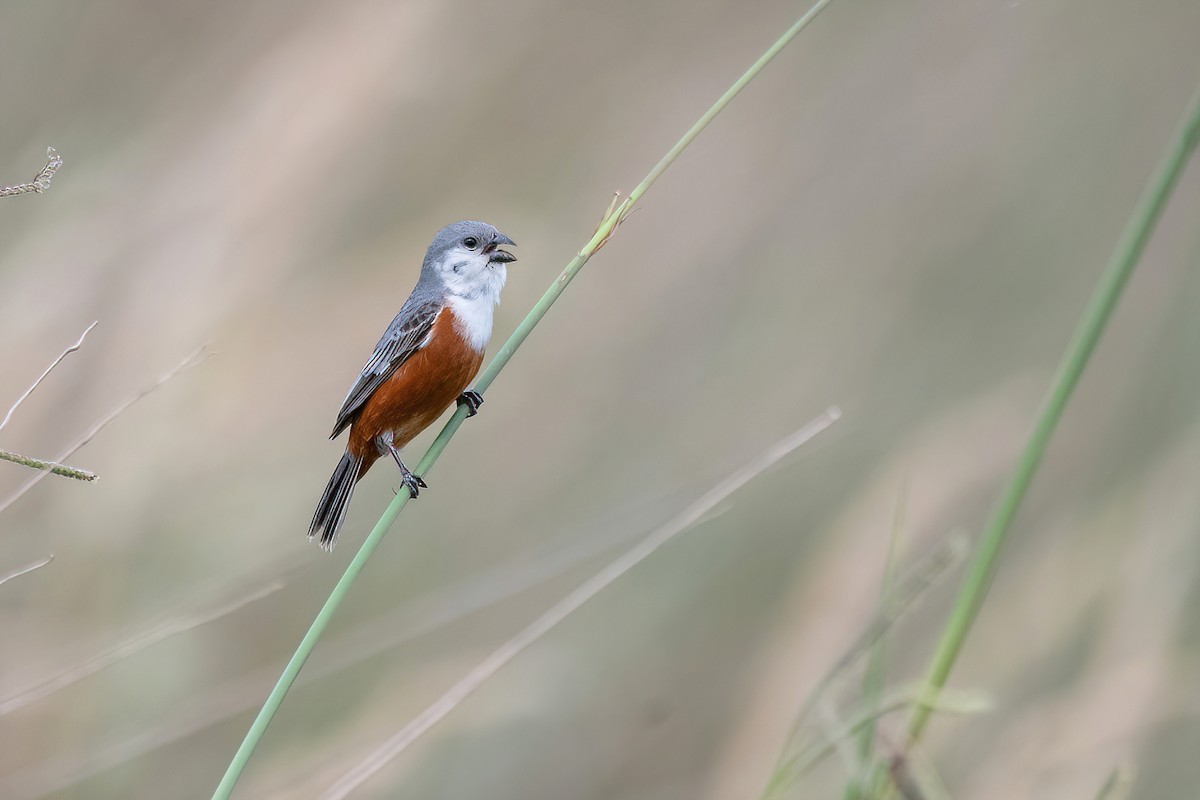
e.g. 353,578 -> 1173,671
1,1 -> 1199,798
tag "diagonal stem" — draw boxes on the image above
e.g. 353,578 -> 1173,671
211,3 -> 841,797
0,449 -> 96,481
0,320 -> 97,433
905,82 -> 1200,745
0,554 -> 54,587
0,346 -> 208,516
321,412 -> 840,800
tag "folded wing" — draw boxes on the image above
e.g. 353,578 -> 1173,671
330,296 -> 444,439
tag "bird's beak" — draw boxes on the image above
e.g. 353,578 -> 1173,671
488,232 -> 517,264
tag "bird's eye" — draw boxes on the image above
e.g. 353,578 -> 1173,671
463,237 -> 479,249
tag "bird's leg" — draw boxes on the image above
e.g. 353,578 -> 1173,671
389,447 -> 427,496
376,432 -> 427,497
457,390 -> 484,418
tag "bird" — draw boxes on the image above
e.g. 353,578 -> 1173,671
309,220 -> 517,550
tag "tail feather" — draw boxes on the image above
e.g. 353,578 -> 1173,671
309,451 -> 364,551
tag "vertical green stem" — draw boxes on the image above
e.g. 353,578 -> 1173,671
845,487 -> 906,800
906,84 -> 1200,745
211,3 -> 839,797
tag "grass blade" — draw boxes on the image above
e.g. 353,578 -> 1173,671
0,450 -> 96,481
845,486 -> 908,800
1093,762 -> 1136,800
0,320 -> 96,433
787,686 -> 991,780
759,533 -> 967,800
0,554 -> 53,587
906,83 -> 1200,746
0,345 -> 208,515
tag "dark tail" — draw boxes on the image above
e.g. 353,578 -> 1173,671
309,450 -> 364,551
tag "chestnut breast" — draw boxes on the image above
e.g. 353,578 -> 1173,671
348,307 -> 485,456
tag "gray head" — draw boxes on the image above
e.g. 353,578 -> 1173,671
420,220 -> 516,302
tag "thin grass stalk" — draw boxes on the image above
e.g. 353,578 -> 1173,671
818,696 -> 862,779
885,740 -> 953,800
211,3 -> 840,796
320,413 -> 840,800
8,522 -> 667,797
0,345 -> 208,515
0,577 -> 286,715
1093,762 -> 1136,800
0,554 -> 53,587
845,487 -> 906,800
787,686 -> 990,779
0,450 -> 96,481
758,534 -> 967,800
905,83 -> 1200,747
0,320 -> 96,433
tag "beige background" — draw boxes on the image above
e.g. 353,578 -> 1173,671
2,1 -> 1200,797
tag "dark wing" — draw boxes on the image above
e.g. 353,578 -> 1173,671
330,297 -> 443,438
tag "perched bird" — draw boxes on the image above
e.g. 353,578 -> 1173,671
309,220 -> 517,550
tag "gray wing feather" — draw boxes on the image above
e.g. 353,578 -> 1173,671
330,296 -> 443,438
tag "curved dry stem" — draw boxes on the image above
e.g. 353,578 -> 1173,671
0,147 -> 62,198
320,411 -> 841,800
0,321 -> 97,433
0,346 -> 208,516
0,554 -> 54,587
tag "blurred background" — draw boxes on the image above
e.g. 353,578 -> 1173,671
2,0 -> 1200,797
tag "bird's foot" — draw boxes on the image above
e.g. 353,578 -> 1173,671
385,443 -> 427,498
396,466 -> 427,498
457,390 -> 484,418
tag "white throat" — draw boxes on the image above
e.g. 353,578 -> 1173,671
446,292 -> 496,352
442,260 -> 506,353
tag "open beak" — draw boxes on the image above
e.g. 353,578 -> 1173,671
487,232 -> 517,264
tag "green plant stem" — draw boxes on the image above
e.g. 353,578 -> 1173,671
0,449 -> 95,481
1093,762 -> 1136,800
211,3 -> 839,797
905,83 -> 1200,747
845,487 -> 906,800
790,686 -> 990,779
